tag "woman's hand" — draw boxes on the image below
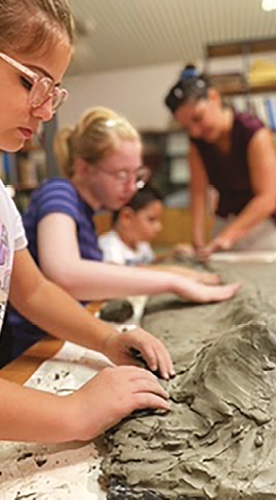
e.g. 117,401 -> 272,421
102,328 -> 175,380
68,366 -> 171,440
196,237 -> 232,262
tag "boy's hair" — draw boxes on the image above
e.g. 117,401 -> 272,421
112,183 -> 163,224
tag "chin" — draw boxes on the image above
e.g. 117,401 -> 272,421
107,202 -> 122,211
203,130 -> 220,143
0,136 -> 24,153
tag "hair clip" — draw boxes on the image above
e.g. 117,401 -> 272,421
173,87 -> 184,99
181,67 -> 199,80
105,118 -> 126,129
196,79 -> 205,88
105,119 -> 117,128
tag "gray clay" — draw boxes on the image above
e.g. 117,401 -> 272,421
101,261 -> 276,499
99,299 -> 134,323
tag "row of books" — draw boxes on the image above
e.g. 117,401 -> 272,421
229,95 -> 276,131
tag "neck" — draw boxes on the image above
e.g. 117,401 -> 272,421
115,224 -> 138,250
218,107 -> 234,140
71,175 -> 101,210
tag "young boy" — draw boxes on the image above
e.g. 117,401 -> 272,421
99,184 -> 162,266
99,184 -> 221,285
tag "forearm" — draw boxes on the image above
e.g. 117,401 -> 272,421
191,193 -> 207,247
216,194 -> 276,246
0,378 -> 77,442
10,277 -> 118,354
51,260 -> 178,301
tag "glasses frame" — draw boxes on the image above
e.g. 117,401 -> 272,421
0,52 -> 68,113
98,165 -> 151,190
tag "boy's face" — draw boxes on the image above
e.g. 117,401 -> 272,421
130,200 -> 163,243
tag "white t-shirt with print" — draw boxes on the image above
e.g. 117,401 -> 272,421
0,180 -> 27,330
99,229 -> 155,266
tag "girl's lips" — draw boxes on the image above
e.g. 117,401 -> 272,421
18,127 -> 34,140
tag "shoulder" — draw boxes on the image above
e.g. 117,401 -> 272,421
234,111 -> 264,133
0,180 -> 21,220
39,178 -> 78,199
27,178 -> 80,222
99,230 -> 121,247
0,180 -> 27,249
233,111 -> 265,147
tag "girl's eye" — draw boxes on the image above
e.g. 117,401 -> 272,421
20,76 -> 33,92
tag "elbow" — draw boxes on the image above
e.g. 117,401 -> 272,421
264,195 -> 276,217
44,265 -> 80,299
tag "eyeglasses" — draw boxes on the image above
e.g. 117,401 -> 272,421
0,52 -> 68,113
100,165 -> 151,190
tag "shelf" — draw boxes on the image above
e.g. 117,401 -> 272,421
14,183 -> 38,192
206,37 -> 276,58
205,36 -> 276,129
210,78 -> 276,96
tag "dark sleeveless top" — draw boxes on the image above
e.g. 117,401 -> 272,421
191,111 -> 276,223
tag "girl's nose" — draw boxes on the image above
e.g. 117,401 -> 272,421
126,175 -> 138,193
31,97 -> 54,122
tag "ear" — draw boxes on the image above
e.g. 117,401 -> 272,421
120,206 -> 135,224
74,157 -> 90,176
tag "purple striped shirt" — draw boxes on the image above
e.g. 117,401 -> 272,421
8,178 -> 103,358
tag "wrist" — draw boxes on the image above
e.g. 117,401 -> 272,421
51,395 -> 86,442
101,328 -> 120,359
192,239 -> 205,250
63,394 -> 99,441
215,235 -> 233,250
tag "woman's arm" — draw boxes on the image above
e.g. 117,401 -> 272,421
200,128 -> 276,259
189,143 -> 209,250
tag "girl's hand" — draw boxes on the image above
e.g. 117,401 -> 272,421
69,366 -> 171,440
173,275 -> 241,304
102,328 -> 175,380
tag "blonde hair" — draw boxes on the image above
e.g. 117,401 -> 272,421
0,0 -> 74,54
54,107 -> 141,178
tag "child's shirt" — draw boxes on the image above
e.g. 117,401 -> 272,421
0,180 -> 27,330
99,229 -> 155,266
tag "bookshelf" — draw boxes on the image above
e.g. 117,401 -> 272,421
141,129 -> 190,200
1,117 -> 59,212
205,37 -> 276,95
205,37 -> 276,131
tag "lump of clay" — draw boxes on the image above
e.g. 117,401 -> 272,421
99,299 -> 134,323
100,261 -> 276,500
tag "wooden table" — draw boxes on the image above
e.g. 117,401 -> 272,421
0,301 -> 103,385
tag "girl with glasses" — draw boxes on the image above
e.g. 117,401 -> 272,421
165,64 -> 276,262
0,0 -> 174,443
8,105 -> 239,359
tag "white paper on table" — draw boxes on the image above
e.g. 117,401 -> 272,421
210,251 -> 276,263
0,342 -> 111,500
0,296 -> 148,500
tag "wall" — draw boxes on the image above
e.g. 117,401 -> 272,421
59,62 -> 182,130
59,51 -> 276,130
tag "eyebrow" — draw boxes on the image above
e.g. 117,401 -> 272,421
28,64 -> 61,86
